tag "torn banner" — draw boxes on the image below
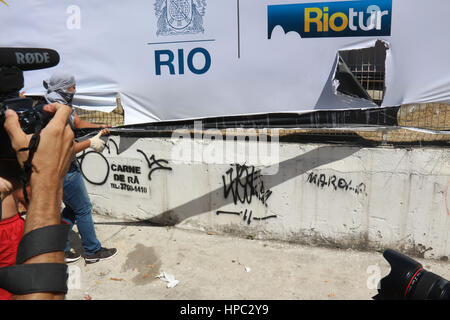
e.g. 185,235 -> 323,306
0,0 -> 449,124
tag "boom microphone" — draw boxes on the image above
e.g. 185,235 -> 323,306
0,47 -> 60,71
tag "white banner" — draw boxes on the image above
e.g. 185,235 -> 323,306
1,0 -> 449,124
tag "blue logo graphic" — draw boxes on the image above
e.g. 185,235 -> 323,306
155,0 -> 207,36
268,0 -> 392,39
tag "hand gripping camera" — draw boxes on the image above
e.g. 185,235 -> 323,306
0,47 -> 70,296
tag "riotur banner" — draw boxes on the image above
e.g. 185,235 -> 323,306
1,0 -> 449,124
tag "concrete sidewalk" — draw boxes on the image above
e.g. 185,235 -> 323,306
65,214 -> 450,300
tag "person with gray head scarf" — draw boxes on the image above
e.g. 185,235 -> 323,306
43,73 -> 77,130
43,73 -> 108,149
44,72 -> 117,264
43,72 -> 76,106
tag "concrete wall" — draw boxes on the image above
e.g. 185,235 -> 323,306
80,132 -> 450,260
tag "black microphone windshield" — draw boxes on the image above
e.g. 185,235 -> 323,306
0,47 -> 60,71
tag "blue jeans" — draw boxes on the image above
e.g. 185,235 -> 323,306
62,165 -> 101,255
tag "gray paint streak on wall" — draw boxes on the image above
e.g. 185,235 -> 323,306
118,137 -> 139,154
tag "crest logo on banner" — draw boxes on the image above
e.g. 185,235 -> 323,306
155,0 -> 207,36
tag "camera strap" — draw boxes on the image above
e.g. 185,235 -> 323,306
18,125 -> 41,204
16,224 -> 70,264
0,223 -> 70,295
0,263 -> 68,295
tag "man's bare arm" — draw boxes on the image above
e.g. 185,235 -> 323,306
4,103 -> 74,300
74,140 -> 91,154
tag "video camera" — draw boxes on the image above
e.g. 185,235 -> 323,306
0,47 -> 60,159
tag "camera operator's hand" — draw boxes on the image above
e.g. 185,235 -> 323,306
3,102 -> 74,300
4,103 -> 75,194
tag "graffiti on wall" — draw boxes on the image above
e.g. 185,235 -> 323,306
222,164 -> 272,206
218,164 -> 277,225
306,171 -> 367,197
137,149 -> 172,181
216,209 -> 277,225
78,138 -> 172,197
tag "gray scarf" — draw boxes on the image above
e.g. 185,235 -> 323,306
43,73 -> 76,106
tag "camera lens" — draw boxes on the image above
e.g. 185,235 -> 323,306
410,270 -> 450,300
374,249 -> 450,300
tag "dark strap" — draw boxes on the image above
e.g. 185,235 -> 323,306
16,224 -> 70,264
0,263 -> 68,295
18,129 -> 41,204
